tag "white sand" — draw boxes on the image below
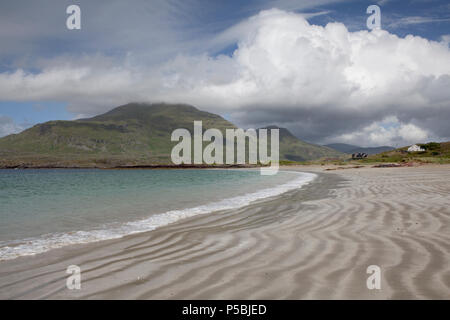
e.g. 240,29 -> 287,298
0,164 -> 449,299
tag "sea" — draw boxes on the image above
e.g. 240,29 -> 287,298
0,169 -> 315,260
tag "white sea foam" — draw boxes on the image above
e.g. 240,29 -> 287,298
0,171 -> 316,261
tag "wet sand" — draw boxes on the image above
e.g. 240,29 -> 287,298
0,165 -> 449,299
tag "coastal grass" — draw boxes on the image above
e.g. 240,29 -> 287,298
278,142 -> 450,166
358,141 -> 450,164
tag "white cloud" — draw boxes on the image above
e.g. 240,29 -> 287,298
326,116 -> 430,147
0,9 -> 449,146
388,16 -> 450,29
0,116 -> 25,137
441,34 -> 450,46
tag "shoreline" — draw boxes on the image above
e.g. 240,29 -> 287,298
0,169 -> 316,262
1,160 -> 446,170
0,164 -> 260,170
0,165 -> 449,299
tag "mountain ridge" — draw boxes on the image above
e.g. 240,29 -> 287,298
325,143 -> 395,155
0,103 -> 343,168
260,125 -> 343,162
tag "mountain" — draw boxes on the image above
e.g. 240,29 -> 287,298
0,103 -> 235,167
261,126 -> 343,161
325,143 -> 395,155
0,103 -> 342,168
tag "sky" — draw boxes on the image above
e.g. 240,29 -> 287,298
0,0 -> 449,147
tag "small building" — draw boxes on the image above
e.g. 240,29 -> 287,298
407,144 -> 425,152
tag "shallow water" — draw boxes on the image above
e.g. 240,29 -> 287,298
0,168 -> 315,260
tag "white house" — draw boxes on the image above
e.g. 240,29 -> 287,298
407,144 -> 425,152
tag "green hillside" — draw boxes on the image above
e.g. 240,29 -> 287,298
359,142 -> 450,164
261,126 -> 343,162
0,103 -> 343,168
325,143 -> 395,155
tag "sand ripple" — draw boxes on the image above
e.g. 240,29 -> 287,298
0,166 -> 449,299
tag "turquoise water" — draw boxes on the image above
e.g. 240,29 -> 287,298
0,169 -> 315,260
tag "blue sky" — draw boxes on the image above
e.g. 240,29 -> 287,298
0,102 -> 71,124
0,0 -> 449,146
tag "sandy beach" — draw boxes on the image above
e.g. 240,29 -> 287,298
0,164 -> 449,299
